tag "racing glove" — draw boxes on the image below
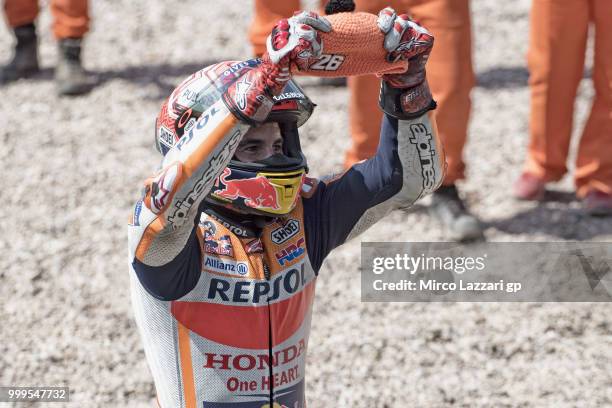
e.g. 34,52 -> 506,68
377,8 -> 436,119
223,11 -> 331,125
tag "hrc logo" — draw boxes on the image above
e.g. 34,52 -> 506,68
275,237 -> 305,266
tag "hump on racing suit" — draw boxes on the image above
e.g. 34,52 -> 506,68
127,60 -> 444,407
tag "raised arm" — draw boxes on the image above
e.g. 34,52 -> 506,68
304,9 -> 446,271
346,8 -> 446,238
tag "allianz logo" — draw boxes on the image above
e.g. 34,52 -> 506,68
203,256 -> 249,276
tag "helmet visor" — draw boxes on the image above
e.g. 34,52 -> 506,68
269,80 -> 314,128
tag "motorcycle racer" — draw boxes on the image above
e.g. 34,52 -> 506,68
128,9 -> 445,408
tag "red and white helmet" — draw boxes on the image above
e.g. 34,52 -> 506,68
155,59 -> 315,216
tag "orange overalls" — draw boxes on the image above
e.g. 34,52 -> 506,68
4,0 -> 89,39
249,0 -> 473,185
346,0 -> 473,182
524,0 -> 612,198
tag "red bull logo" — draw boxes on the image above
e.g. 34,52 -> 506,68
215,168 -> 280,210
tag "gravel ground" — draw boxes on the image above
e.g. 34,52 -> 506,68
1,1 -> 611,407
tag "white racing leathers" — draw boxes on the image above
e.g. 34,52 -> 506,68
128,74 -> 444,407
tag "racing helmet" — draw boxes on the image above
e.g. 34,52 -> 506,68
154,59 -> 314,217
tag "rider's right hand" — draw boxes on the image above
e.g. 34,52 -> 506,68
223,11 -> 331,124
266,11 -> 331,74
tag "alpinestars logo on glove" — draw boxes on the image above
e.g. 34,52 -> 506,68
235,76 -> 252,111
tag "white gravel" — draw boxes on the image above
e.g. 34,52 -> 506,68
1,1 -> 610,407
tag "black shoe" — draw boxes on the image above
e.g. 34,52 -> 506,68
55,38 -> 94,96
0,23 -> 40,84
429,185 -> 483,242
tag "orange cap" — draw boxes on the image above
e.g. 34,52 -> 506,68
299,12 -> 408,77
